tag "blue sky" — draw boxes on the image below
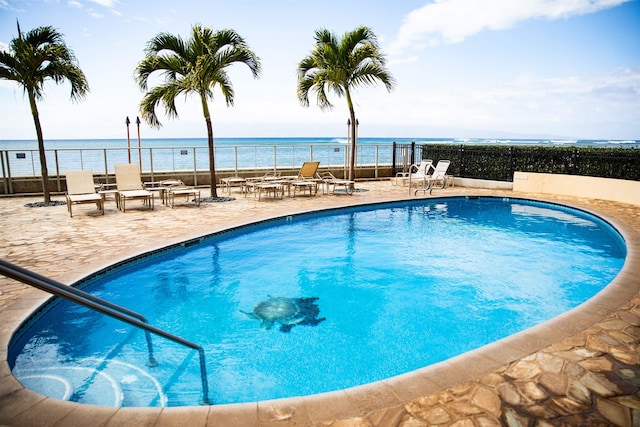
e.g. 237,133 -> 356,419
1,0 -> 639,140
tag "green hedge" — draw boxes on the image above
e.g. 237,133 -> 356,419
416,145 -> 640,182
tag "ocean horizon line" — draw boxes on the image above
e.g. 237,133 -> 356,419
2,136 -> 639,148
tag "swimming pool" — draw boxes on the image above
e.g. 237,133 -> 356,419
8,197 -> 626,407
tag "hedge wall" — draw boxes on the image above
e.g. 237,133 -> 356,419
414,145 -> 640,182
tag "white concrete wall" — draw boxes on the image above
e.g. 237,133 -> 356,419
512,172 -> 640,206
455,177 -> 513,190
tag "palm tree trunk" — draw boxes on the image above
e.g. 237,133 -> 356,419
346,89 -> 357,182
201,95 -> 218,198
28,91 -> 51,203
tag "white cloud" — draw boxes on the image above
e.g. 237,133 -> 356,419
366,66 -> 640,138
67,0 -> 82,8
87,0 -> 118,7
389,0 -> 632,55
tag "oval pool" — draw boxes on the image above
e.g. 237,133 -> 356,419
9,197 -> 626,407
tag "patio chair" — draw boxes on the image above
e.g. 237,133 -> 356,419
242,172 -> 281,197
64,170 -> 104,217
393,159 -> 433,187
290,161 -> 321,197
114,163 -> 154,212
320,171 -> 354,195
415,160 -> 451,195
164,180 -> 201,208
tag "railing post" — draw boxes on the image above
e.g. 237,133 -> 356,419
1,151 -> 8,195
193,146 -> 198,185
392,142 -> 397,176
54,150 -> 62,193
273,146 -> 277,173
410,142 -> 416,165
103,149 -> 110,184
149,148 -> 154,181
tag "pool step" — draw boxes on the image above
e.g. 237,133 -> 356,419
14,358 -> 168,407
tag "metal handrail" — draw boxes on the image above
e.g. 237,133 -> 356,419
0,259 -> 211,405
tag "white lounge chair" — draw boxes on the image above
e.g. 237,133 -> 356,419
320,171 -> 354,195
65,170 -> 104,217
393,160 -> 434,187
164,180 -> 201,208
114,163 -> 154,212
415,160 -> 451,195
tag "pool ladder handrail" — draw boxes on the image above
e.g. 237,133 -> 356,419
0,259 -> 211,405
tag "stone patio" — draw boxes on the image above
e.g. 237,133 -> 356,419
0,181 -> 638,426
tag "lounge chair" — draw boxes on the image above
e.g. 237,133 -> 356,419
242,172 -> 282,197
290,161 -> 321,197
164,180 -> 201,208
114,163 -> 154,212
414,160 -> 451,195
64,170 -> 104,217
393,160 -> 434,187
320,171 -> 354,195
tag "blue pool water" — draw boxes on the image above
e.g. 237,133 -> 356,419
9,197 -> 626,407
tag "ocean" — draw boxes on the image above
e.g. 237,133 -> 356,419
1,137 -> 638,177
2,136 -> 639,150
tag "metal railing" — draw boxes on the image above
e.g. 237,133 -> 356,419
0,259 -> 211,405
0,143 -> 393,194
1,143 -> 392,177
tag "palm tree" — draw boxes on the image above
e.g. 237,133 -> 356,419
134,25 -> 261,198
0,21 -> 89,204
297,26 -> 395,182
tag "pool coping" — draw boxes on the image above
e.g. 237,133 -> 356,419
1,191 -> 639,426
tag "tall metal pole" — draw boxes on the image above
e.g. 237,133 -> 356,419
355,118 -> 359,181
125,116 -> 131,163
346,119 -> 351,177
136,116 -> 142,172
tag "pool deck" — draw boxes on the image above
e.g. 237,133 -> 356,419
0,181 -> 638,426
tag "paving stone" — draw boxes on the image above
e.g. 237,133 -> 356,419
470,386 -> 502,417
497,383 -> 523,406
415,405 -> 451,424
579,356 -> 615,372
449,419 -> 475,427
472,415 -> 502,427
600,319 -> 633,330
611,395 -> 640,410
518,403 -> 558,419
566,379 -> 592,405
608,329 -> 638,346
562,361 -> 587,378
538,372 -> 568,396
609,347 -> 640,365
618,310 -> 640,326
535,352 -> 565,374
501,407 -> 529,427
595,396 -> 632,427
504,361 -> 542,381
515,381 -> 548,402
616,368 -> 639,380
587,334 -> 613,352
580,372 -> 623,397
479,373 -> 505,388
547,396 -> 591,416
447,400 -> 485,417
